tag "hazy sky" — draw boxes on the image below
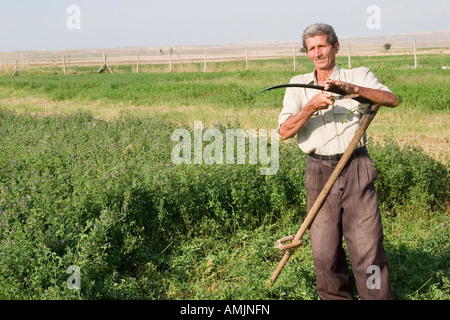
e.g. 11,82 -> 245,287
1,0 -> 449,51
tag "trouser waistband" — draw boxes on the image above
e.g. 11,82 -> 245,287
308,146 -> 368,161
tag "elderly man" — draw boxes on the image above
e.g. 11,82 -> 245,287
278,23 -> 398,300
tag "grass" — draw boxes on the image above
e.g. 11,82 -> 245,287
0,53 -> 448,300
0,54 -> 448,163
0,110 -> 447,300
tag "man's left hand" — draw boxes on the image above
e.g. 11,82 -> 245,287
324,79 -> 360,95
324,79 -> 399,108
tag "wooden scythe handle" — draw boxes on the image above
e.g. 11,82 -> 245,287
268,104 -> 380,286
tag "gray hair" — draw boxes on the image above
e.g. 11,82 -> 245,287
302,23 -> 339,51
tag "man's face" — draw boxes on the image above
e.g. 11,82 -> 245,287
305,34 -> 340,71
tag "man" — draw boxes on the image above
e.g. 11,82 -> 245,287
278,23 -> 398,300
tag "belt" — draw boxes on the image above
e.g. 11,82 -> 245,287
308,146 -> 368,161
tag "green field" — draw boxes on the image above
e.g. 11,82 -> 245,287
0,54 -> 449,300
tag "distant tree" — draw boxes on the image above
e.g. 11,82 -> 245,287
299,47 -> 306,54
383,43 -> 391,51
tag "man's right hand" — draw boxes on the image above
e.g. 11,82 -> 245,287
279,92 -> 334,140
305,92 -> 335,113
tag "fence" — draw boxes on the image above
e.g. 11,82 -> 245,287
1,39 -> 449,75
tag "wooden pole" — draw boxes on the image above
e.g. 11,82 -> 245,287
12,59 -> 19,76
348,45 -> 352,69
293,45 -> 296,71
414,40 -> 418,69
169,50 -> 172,72
136,52 -> 139,73
204,50 -> 207,72
269,104 -> 381,286
246,49 -> 248,71
97,53 -> 113,73
62,54 -> 66,75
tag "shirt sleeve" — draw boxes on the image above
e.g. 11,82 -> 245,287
356,67 -> 392,93
278,77 -> 303,129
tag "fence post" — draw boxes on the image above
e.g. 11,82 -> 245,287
293,45 -> 296,71
136,52 -> 139,73
246,49 -> 248,71
97,53 -> 113,73
414,40 -> 418,69
348,45 -> 352,69
12,59 -> 19,76
204,50 -> 207,72
62,54 -> 66,75
169,50 -> 172,73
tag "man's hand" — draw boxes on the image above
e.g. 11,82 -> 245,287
307,92 -> 335,112
279,92 -> 334,140
324,79 -> 398,108
324,79 -> 359,95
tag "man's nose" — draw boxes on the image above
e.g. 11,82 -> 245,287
314,48 -> 322,58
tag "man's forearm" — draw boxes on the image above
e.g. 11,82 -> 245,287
356,86 -> 398,108
279,105 -> 316,140
325,80 -> 398,108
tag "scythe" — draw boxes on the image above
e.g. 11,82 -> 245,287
255,84 -> 379,286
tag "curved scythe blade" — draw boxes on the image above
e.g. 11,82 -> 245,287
254,83 -> 371,104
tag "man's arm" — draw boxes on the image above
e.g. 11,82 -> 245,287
279,92 -> 334,140
324,80 -> 398,108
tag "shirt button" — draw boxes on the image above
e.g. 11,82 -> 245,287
339,187 -> 344,191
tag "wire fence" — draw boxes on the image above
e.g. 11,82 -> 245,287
1,38 -> 449,75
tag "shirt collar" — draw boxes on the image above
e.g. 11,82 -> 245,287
308,65 -> 341,84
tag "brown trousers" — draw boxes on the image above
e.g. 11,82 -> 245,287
305,152 -> 393,300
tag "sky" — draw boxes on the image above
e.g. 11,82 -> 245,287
0,0 -> 449,52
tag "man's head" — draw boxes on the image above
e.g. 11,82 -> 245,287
302,23 -> 339,51
302,23 -> 340,71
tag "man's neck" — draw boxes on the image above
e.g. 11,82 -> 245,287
315,66 -> 336,86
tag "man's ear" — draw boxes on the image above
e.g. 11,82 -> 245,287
334,42 -> 340,55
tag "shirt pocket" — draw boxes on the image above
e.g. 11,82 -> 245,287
333,105 -> 359,124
